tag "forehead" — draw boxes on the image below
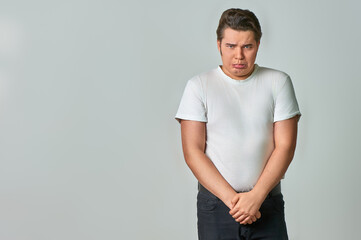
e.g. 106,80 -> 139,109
222,28 -> 256,43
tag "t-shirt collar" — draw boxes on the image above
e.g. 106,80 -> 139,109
217,64 -> 259,85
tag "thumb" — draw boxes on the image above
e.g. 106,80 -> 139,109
256,211 -> 261,219
231,194 -> 239,204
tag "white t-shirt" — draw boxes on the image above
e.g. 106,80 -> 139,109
175,64 -> 301,192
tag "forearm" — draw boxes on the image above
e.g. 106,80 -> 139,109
185,151 -> 236,209
252,147 -> 295,201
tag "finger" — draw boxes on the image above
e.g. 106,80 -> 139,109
232,209 -> 249,219
256,211 -> 261,219
236,214 -> 248,223
231,211 -> 242,220
229,206 -> 240,215
229,208 -> 235,215
231,196 -> 239,205
231,194 -> 239,202
250,215 -> 256,222
246,217 -> 253,225
240,216 -> 252,225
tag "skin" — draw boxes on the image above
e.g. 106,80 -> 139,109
181,116 -> 299,225
180,27 -> 300,225
217,28 -> 260,81
228,115 -> 299,224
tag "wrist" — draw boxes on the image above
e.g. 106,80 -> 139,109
221,191 -> 237,209
251,186 -> 269,202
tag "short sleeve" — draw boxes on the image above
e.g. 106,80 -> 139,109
274,76 -> 302,122
175,77 -> 207,123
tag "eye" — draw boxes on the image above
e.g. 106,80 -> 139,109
226,45 -> 235,48
244,45 -> 252,49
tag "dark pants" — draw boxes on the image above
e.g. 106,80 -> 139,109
197,183 -> 288,240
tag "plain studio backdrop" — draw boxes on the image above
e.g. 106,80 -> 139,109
0,0 -> 360,239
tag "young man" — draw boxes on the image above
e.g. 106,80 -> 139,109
175,8 -> 301,239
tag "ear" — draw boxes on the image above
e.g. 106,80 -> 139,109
217,40 -> 221,52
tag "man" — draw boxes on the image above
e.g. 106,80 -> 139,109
175,8 -> 301,239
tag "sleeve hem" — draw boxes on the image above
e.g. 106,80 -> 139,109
274,112 -> 302,123
175,114 -> 208,124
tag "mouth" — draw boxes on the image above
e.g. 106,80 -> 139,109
232,64 -> 247,69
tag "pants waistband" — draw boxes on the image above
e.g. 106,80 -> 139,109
198,182 -> 281,199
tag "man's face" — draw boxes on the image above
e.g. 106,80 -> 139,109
217,28 -> 260,80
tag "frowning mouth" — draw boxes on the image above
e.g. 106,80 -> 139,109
232,64 -> 247,69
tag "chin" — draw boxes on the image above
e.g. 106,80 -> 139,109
233,70 -> 248,76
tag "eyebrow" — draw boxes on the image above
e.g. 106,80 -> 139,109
224,43 -> 253,47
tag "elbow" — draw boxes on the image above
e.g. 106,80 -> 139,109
274,144 -> 296,160
183,149 -> 204,165
183,151 -> 195,165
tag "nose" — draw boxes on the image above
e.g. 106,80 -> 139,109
235,47 -> 245,60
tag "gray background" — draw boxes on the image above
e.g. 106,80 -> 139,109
0,0 -> 360,239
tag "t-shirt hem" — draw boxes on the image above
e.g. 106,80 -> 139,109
274,112 -> 302,123
175,114 -> 208,123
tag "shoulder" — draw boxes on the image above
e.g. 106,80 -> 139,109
256,65 -> 290,81
256,65 -> 292,90
196,67 -> 219,83
255,65 -> 294,99
187,67 -> 219,89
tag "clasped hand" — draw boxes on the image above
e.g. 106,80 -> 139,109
228,191 -> 263,225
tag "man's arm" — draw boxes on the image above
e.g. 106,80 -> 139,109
229,115 -> 300,224
252,114 -> 300,199
180,119 -> 237,209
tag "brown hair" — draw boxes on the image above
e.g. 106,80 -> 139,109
216,8 -> 262,43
